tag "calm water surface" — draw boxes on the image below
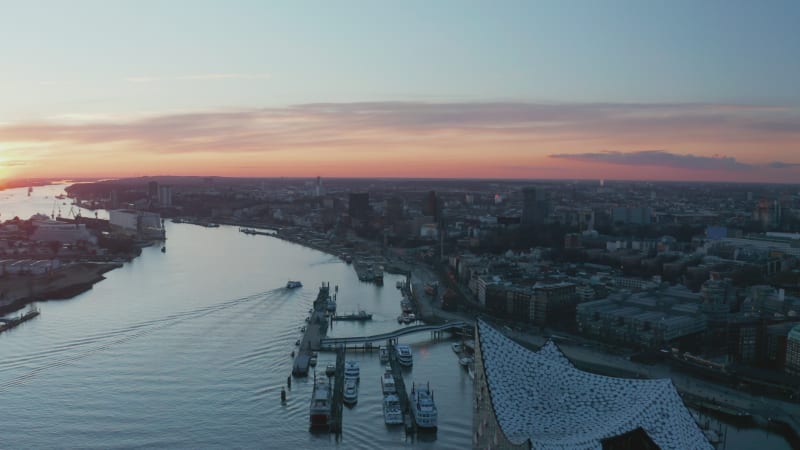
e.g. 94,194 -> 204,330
0,184 -> 791,449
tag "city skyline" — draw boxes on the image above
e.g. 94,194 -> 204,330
1,1 -> 799,182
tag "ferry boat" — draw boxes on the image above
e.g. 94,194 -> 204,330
343,378 -> 359,405
332,310 -> 372,321
344,361 -> 360,381
396,345 -> 413,367
309,377 -> 332,430
286,280 -> 303,289
381,369 -> 397,395
409,382 -> 438,431
383,394 -> 403,425
379,346 -> 389,363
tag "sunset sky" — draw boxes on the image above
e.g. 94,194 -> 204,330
1,1 -> 798,182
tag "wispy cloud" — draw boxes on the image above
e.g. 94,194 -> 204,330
549,150 -> 755,171
0,101 -> 798,180
767,161 -> 800,169
175,73 -> 270,81
124,76 -> 161,83
124,73 -> 270,83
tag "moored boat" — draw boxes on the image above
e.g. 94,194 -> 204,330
383,394 -> 403,425
396,345 -> 413,367
332,310 -> 372,321
309,377 -> 332,430
451,343 -> 462,354
344,360 -> 360,381
409,382 -> 438,431
381,369 -> 397,395
343,378 -> 359,405
459,356 -> 474,368
325,363 -> 336,377
379,346 -> 389,363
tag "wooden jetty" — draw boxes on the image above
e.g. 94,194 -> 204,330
292,283 -> 331,376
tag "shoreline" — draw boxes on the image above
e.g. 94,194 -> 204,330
0,262 -> 123,315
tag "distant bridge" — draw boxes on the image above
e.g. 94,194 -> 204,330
319,321 -> 469,349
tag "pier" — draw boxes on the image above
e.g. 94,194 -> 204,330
318,321 -> 468,350
387,342 -> 415,434
329,346 -> 345,434
292,283 -> 331,376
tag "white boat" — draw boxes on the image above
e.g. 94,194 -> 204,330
344,361 -> 360,381
396,345 -> 413,367
383,394 -> 404,425
286,280 -> 302,289
452,343 -> 462,354
309,377 -> 332,430
381,369 -> 397,395
325,363 -> 335,377
409,382 -> 438,430
379,346 -> 389,363
343,378 -> 359,405
459,356 -> 474,368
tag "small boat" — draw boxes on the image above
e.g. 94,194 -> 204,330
383,394 -> 404,425
286,280 -> 303,289
344,361 -> 360,381
343,379 -> 359,405
379,346 -> 389,363
309,355 -> 317,367
398,314 -> 412,324
161,246 -> 166,253
332,310 -> 372,321
381,369 -> 397,395
451,343 -> 462,354
309,377 -> 332,430
396,345 -> 413,367
325,363 -> 336,377
409,382 -> 438,431
459,356 -> 474,368
295,339 -> 301,346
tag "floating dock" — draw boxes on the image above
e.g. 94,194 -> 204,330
292,283 -> 331,376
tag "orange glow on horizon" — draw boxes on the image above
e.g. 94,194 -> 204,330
1,102 -> 798,183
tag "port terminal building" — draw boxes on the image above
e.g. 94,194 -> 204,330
473,319 -> 710,449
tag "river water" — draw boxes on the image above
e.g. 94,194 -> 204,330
0,184 -> 792,449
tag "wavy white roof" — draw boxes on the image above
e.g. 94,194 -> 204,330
477,320 -> 711,450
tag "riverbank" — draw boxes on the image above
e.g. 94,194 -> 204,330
0,262 -> 122,315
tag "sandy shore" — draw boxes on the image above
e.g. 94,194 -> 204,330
0,262 -> 122,314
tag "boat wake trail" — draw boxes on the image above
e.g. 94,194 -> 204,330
0,288 -> 285,392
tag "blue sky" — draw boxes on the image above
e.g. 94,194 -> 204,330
0,1 -> 798,180
2,0 -> 798,121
